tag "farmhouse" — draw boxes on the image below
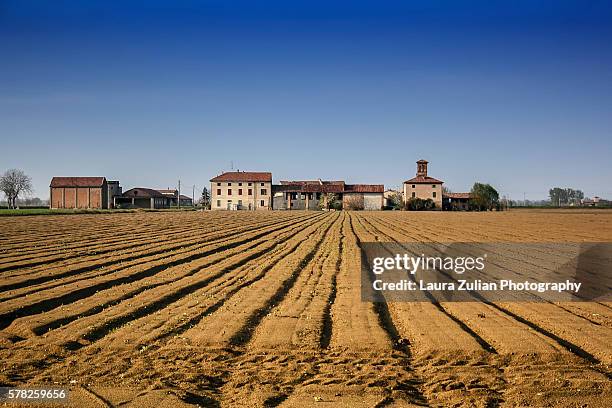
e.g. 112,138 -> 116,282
50,177 -> 120,209
210,171 -> 272,210
403,160 -> 444,209
272,180 -> 384,210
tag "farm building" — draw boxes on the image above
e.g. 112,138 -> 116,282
210,171 -> 272,210
179,195 -> 193,206
403,160 -> 444,209
50,177 -> 113,209
158,189 -> 194,207
272,180 -> 344,210
443,192 -> 472,210
107,181 -> 122,208
272,180 -> 384,210
343,184 -> 384,210
114,188 -> 172,209
383,189 -> 403,208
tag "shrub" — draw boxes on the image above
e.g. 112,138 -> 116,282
404,198 -> 436,211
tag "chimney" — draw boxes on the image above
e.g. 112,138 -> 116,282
416,160 -> 428,177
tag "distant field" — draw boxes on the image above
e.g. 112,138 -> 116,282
0,210 -> 610,407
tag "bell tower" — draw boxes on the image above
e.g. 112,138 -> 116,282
416,160 -> 428,177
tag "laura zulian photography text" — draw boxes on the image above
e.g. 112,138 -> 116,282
372,279 -> 582,293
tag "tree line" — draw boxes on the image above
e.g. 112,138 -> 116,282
548,187 -> 584,207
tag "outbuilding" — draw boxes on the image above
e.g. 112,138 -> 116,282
115,188 -> 171,209
50,177 -> 109,209
343,184 -> 384,210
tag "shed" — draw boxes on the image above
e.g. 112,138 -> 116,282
115,188 -> 171,209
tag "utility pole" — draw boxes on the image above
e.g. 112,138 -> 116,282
178,180 -> 181,209
192,185 -> 195,207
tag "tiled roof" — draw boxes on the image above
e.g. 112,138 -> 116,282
345,184 -> 384,193
122,188 -> 166,198
404,176 -> 444,184
279,180 -> 345,186
273,182 -> 383,194
444,193 -> 471,199
50,177 -> 106,188
210,172 -> 272,182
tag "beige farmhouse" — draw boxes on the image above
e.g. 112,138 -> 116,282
403,160 -> 444,209
210,171 -> 272,210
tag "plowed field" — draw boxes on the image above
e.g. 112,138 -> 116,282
1,210 -> 611,407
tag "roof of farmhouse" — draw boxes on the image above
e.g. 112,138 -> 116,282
279,180 -> 345,186
210,171 -> 272,182
404,175 -> 444,184
274,180 -> 383,194
345,184 -> 384,193
50,177 -> 106,188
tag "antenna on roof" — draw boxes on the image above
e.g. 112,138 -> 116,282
230,161 -> 234,170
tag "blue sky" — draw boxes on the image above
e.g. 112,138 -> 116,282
1,1 -> 611,200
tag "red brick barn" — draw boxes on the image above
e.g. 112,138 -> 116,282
50,177 -> 109,209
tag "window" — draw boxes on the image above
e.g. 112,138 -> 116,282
217,183 -> 221,186
433,192 -> 437,198
217,200 -> 221,207
238,182 -> 242,186
432,184 -> 436,188
261,189 -> 267,195
228,189 -> 232,195
228,183 -> 232,186
260,200 -> 265,207
238,189 -> 243,195
238,200 -> 242,206
412,185 -> 415,188
260,183 -> 264,186
412,192 -> 416,198
217,189 -> 221,195
248,189 -> 253,195
301,194 -> 306,200
248,182 -> 252,186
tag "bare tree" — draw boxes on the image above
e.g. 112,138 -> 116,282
0,169 -> 33,209
344,195 -> 364,210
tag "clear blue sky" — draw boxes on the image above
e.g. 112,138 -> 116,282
1,1 -> 611,200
